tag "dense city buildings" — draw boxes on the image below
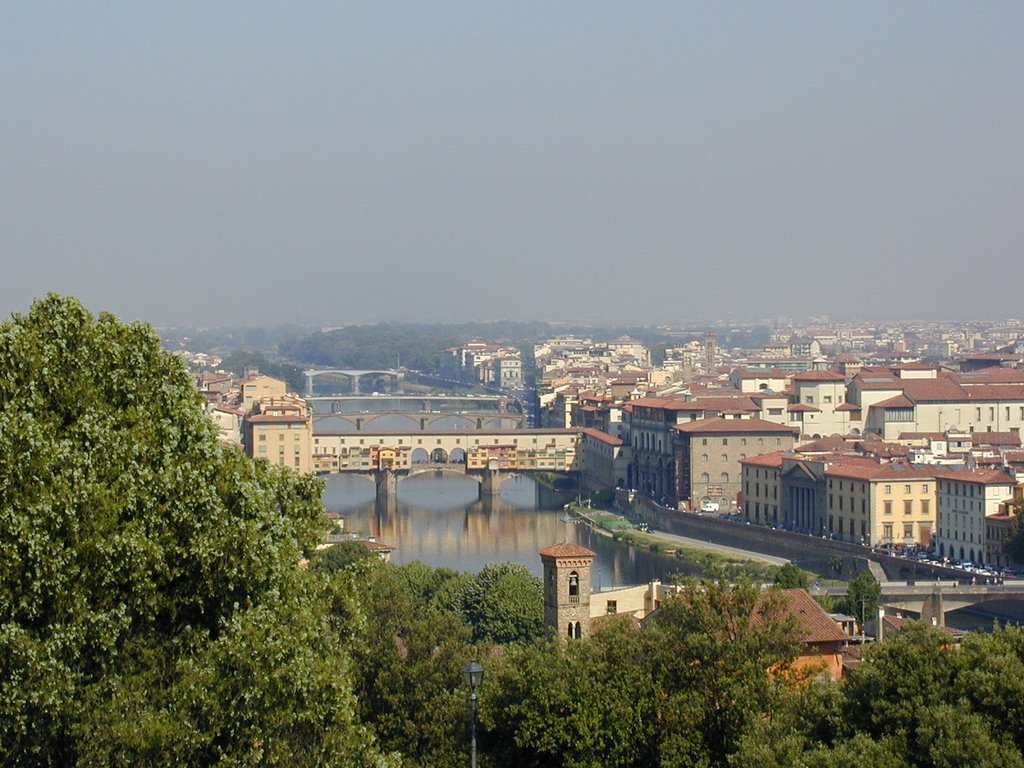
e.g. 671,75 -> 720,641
180,319 -> 1024,567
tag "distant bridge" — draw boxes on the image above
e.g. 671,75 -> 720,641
312,427 -> 582,501
816,582 -> 1024,626
304,368 -> 401,395
308,394 -> 525,431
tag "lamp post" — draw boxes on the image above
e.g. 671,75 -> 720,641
462,659 -> 484,768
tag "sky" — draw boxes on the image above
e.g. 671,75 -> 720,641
2,2 -> 1022,327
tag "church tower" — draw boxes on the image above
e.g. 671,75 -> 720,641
539,542 -> 596,640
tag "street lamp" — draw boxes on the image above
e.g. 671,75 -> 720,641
462,659 -> 484,768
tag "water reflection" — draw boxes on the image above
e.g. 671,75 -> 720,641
322,473 -> 689,587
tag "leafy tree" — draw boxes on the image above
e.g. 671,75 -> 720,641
841,621 -> 957,739
841,568 -> 881,623
0,295 -> 389,766
311,540 -> 384,574
482,622 -> 659,768
643,576 -> 802,767
347,561 -> 473,768
459,562 -> 544,645
774,561 -> 811,589
1001,487 -> 1024,563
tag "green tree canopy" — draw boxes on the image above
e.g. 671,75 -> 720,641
0,295 -> 389,766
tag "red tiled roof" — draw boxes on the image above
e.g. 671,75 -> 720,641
835,402 -> 861,412
579,427 -> 623,446
792,371 -> 845,382
787,403 -> 820,412
539,542 -> 597,559
872,394 -> 915,409
825,459 -> 935,481
932,467 -> 1016,485
674,417 -> 799,435
740,450 -> 789,468
763,589 -> 849,645
971,432 -> 1022,447
247,414 -> 307,424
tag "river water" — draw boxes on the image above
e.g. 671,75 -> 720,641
322,473 -> 692,588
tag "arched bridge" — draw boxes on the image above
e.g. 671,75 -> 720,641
304,368 -> 401,395
817,582 -> 1024,626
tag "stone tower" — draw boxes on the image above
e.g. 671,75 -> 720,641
539,542 -> 596,640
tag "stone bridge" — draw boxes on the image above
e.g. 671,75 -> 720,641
364,464 -> 523,501
817,582 -> 1024,626
304,368 -> 401,395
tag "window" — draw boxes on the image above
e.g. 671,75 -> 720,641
568,572 -> 580,602
700,473 -> 710,484
883,523 -> 893,539
884,485 -> 892,494
701,454 -> 709,463
720,454 -> 728,463
904,485 -> 911,494
824,395 -> 832,403
921,499 -> 930,517
606,600 -> 617,615
904,523 -> 913,539
904,500 -> 913,515
922,484 -> 929,493
720,473 -> 729,483
702,438 -> 708,445
722,438 -> 728,446
884,500 -> 892,515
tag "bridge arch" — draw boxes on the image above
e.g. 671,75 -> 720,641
430,447 -> 449,463
411,447 -> 430,464
450,447 -> 466,464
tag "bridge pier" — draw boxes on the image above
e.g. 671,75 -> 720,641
375,469 -> 398,500
920,591 -> 945,627
479,469 -> 502,498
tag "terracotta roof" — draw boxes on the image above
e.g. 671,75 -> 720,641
825,459 -> 935,481
872,394 -> 915,409
764,589 -> 849,645
673,417 -> 799,435
579,427 -> 623,446
539,542 -> 596,559
796,435 -> 854,453
792,371 -> 846,382
247,414 -> 307,424
971,432 -> 1022,447
897,432 -> 946,440
787,403 -> 820,412
739,450 -> 789,468
835,402 -> 861,411
932,467 -> 1016,485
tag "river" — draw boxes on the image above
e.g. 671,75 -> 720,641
322,473 -> 694,588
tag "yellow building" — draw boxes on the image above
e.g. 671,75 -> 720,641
239,373 -> 288,411
243,395 -> 313,474
825,459 -> 937,548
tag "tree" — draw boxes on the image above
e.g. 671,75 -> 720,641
482,622 -> 659,768
1001,487 -> 1024,563
0,295 -> 390,766
774,561 -> 811,589
459,562 -> 544,645
842,568 -> 881,623
643,575 -> 802,766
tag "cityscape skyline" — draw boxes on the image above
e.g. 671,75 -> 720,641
3,2 -> 1022,326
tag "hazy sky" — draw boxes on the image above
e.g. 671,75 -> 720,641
3,2 -> 1022,327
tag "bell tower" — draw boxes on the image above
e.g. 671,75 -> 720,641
539,542 -> 596,640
